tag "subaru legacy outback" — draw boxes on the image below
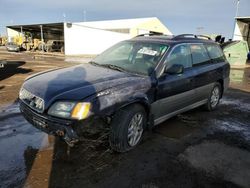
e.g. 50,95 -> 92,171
19,34 -> 230,152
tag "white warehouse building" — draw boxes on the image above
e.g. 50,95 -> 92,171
7,17 -> 172,55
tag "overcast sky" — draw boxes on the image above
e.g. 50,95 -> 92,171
0,0 -> 249,39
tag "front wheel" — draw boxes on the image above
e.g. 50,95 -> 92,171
109,104 -> 146,152
204,83 -> 222,111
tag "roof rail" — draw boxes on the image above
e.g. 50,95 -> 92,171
135,33 -> 164,37
196,35 -> 212,40
173,34 -> 211,40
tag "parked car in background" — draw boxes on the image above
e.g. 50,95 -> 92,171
19,34 -> 230,152
45,40 -> 64,53
5,42 -> 20,52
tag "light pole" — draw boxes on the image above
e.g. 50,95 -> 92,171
232,0 -> 240,40
235,0 -> 240,18
40,25 -> 44,51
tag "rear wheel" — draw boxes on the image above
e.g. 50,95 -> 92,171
46,46 -> 52,52
204,83 -> 222,111
109,104 -> 146,152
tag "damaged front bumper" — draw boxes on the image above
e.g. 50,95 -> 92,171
20,101 -> 80,146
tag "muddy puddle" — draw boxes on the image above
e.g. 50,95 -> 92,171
154,114 -> 200,139
230,67 -> 250,92
0,112 -> 50,187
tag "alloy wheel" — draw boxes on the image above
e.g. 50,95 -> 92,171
127,113 -> 144,147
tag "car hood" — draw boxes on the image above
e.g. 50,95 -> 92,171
22,64 -> 147,109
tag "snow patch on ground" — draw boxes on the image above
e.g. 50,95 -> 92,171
221,97 -> 250,111
211,119 -> 250,141
0,103 -> 20,117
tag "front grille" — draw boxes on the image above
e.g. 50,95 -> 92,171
19,88 -> 44,113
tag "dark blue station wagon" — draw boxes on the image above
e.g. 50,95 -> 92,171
19,34 -> 230,152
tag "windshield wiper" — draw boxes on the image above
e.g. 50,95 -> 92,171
89,62 -> 126,72
89,61 -> 100,66
89,61 -> 125,71
93,63 -> 125,72
102,64 -> 127,72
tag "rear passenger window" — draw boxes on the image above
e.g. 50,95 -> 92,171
166,44 -> 192,68
190,44 -> 210,65
206,44 -> 225,63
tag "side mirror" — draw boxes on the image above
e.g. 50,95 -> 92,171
164,64 -> 184,74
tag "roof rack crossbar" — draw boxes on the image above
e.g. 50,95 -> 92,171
173,34 -> 211,40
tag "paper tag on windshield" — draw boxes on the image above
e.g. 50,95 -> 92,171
138,48 -> 158,56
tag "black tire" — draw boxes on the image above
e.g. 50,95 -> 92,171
46,46 -> 52,52
38,43 -> 45,51
109,104 -> 146,152
204,82 -> 222,111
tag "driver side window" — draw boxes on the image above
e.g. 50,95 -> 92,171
166,44 -> 192,69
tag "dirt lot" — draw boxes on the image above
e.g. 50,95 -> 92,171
0,48 -> 250,188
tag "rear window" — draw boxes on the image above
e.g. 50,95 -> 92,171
206,44 -> 225,63
190,44 -> 210,65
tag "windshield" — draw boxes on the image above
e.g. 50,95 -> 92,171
91,41 -> 169,75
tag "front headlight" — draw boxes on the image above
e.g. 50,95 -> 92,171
71,102 -> 91,120
48,101 -> 91,120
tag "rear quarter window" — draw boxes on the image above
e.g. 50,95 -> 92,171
205,44 -> 225,63
190,44 -> 210,65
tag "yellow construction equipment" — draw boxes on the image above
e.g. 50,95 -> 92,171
0,36 -> 7,46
